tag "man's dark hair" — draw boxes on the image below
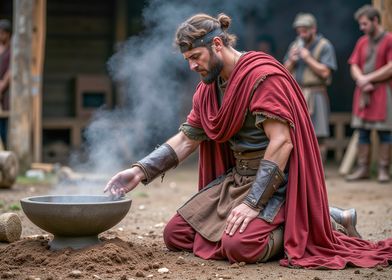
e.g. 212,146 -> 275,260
175,13 -> 237,52
354,5 -> 381,23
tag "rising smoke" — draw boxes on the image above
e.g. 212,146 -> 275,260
70,0 -> 270,175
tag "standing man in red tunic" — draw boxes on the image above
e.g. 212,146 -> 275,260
105,13 -> 392,268
346,5 -> 392,183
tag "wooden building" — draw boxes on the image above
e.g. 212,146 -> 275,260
1,0 -> 391,169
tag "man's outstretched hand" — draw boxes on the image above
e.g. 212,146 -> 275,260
104,167 -> 145,199
225,203 -> 259,236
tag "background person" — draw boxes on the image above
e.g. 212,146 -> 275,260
346,5 -> 392,183
283,13 -> 337,164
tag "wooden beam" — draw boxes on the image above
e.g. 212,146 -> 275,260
114,0 -> 128,107
373,0 -> 392,31
31,0 -> 46,162
115,0 -> 127,46
9,0 -> 33,172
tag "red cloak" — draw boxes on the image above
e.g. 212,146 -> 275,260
187,51 -> 392,269
348,32 -> 392,121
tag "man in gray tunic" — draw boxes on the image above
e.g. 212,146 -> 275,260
284,13 -> 337,164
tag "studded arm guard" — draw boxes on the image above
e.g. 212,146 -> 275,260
131,143 -> 179,185
243,159 -> 285,210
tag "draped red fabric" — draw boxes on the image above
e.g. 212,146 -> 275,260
186,51 -> 392,268
348,33 -> 392,121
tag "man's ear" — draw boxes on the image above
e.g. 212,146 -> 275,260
212,37 -> 223,52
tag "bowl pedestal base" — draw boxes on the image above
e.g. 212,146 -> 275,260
49,235 -> 100,250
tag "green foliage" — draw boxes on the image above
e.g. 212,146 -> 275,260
134,191 -> 149,198
16,173 -> 57,185
8,203 -> 21,211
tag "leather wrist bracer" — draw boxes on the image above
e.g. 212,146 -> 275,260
243,159 -> 285,210
131,143 -> 179,185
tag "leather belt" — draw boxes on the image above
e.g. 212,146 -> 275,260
301,85 -> 327,93
233,150 -> 265,176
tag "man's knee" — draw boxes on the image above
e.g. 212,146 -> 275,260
163,214 -> 194,251
163,216 -> 181,250
221,226 -> 284,263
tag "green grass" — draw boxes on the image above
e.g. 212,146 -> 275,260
0,200 -> 4,208
8,203 -> 21,211
16,173 -> 57,185
134,191 -> 149,198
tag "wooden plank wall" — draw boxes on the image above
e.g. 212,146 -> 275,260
42,0 -> 114,118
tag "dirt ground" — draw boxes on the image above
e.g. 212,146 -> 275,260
0,161 -> 391,280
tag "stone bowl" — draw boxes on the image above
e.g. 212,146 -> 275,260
20,195 -> 132,250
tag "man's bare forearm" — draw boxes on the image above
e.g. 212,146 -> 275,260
366,61 -> 392,83
262,119 -> 293,171
166,131 -> 201,163
350,64 -> 363,81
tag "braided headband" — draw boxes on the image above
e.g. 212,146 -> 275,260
179,28 -> 224,53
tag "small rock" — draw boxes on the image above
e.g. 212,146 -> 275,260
354,270 -> 360,274
175,256 -> 185,265
26,277 -> 41,280
142,265 -> 150,271
219,275 -> 232,279
376,266 -> 384,271
146,275 -> 154,278
135,271 -> 145,278
157,268 -> 169,274
229,263 -> 239,269
313,277 -> 321,280
92,275 -> 102,280
1,272 -> 14,279
238,262 -> 246,267
154,223 -> 165,228
152,263 -> 160,269
69,270 -> 82,278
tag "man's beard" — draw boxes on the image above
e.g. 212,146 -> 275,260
367,23 -> 376,37
201,51 -> 223,84
303,33 -> 314,44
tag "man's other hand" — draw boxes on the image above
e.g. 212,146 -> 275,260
225,203 -> 259,236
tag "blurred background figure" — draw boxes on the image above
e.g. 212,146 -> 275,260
0,19 -> 12,149
346,5 -> 392,183
283,13 -> 337,165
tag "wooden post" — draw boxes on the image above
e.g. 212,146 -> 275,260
115,0 -> 127,46
9,0 -> 33,172
31,0 -> 46,162
373,0 -> 392,31
114,0 -> 128,107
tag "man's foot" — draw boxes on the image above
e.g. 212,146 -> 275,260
329,207 -> 362,239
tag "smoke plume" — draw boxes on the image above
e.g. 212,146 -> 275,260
70,0 -> 270,176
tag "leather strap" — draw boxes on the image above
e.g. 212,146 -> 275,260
132,143 -> 179,185
243,159 -> 285,210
